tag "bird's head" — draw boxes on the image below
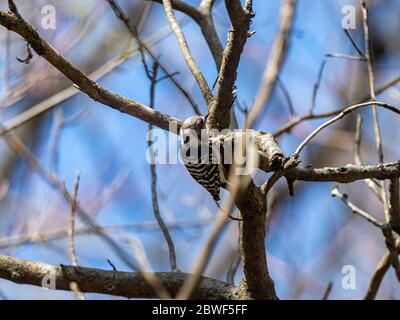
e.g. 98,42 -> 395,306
180,115 -> 205,143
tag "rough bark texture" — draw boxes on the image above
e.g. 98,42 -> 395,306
0,255 -> 235,299
235,182 -> 278,300
207,0 -> 253,130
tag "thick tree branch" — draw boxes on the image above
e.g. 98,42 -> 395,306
0,255 -> 235,299
0,8 -> 182,133
284,161 -> 400,183
209,130 -> 285,173
207,0 -> 254,130
235,182 -> 278,299
389,176 -> 400,234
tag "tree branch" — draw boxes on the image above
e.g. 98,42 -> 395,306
360,0 -> 389,223
273,74 -> 400,137
389,176 -> 400,234
331,186 -> 385,229
293,101 -> 400,159
0,8 -> 182,133
151,0 -> 223,71
161,0 -> 214,106
284,161 -> 400,183
0,255 -> 235,299
207,0 -> 254,130
364,238 -> 400,300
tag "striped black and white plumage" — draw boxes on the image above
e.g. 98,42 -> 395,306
180,115 -> 222,201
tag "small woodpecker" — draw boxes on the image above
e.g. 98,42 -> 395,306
180,115 -> 223,201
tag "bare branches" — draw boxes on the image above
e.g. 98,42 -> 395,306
360,0 -> 377,102
176,181 -> 240,299
353,115 -> 382,201
331,186 -> 384,229
0,8 -> 182,133
364,250 -> 392,300
68,172 -> 81,267
284,161 -> 400,184
322,282 -> 333,300
381,228 -> 400,281
364,237 -> 400,300
107,0 -> 201,115
273,74 -> 400,137
0,255 -> 235,299
245,0 -> 296,128
293,101 -> 400,159
68,171 -> 85,300
162,0 -> 214,106
0,123 -> 140,272
360,0 -> 389,221
0,23 -> 177,138
332,184 -> 400,291
151,0 -> 223,71
146,62 -> 178,272
308,58 -> 327,114
0,218 -> 213,250
207,0 -> 254,130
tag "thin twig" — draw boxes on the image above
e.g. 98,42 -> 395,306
364,251 -> 392,300
364,238 -> 400,300
325,53 -> 366,61
0,218 -> 213,250
49,108 -> 64,175
360,0 -> 389,220
276,76 -> 295,115
353,114 -> 382,201
68,172 -> 80,267
343,28 -> 364,57
308,58 -> 327,114
293,101 -> 400,159
146,62 -> 178,271
129,237 -> 171,299
322,282 -> 333,300
331,186 -> 385,229
273,74 -> 400,137
0,121 -> 180,298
